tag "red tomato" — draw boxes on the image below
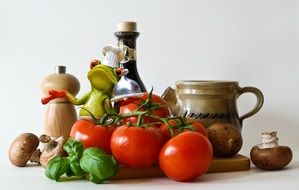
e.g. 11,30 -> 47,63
110,125 -> 164,167
160,119 -> 179,140
159,131 -> 213,182
119,93 -> 170,125
70,119 -> 115,154
185,118 -> 208,137
160,118 -> 208,140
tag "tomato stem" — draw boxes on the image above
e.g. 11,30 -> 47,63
140,122 -> 163,127
137,112 -> 146,126
136,87 -> 154,111
99,113 -> 118,125
79,107 -> 98,123
113,111 -> 149,125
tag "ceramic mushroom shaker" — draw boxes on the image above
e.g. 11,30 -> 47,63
41,66 -> 80,138
250,131 -> 292,170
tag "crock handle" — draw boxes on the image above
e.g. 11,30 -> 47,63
238,87 -> 264,125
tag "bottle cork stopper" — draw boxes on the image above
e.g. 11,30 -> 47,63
117,21 -> 137,32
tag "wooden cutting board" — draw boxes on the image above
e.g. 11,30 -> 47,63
112,154 -> 250,180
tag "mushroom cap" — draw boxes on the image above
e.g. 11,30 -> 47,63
250,145 -> 293,170
8,133 -> 39,167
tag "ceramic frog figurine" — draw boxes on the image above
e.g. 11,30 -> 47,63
42,45 -> 125,118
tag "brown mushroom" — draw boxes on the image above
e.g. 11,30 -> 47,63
207,122 -> 243,157
250,131 -> 292,170
39,134 -> 67,167
8,133 -> 40,167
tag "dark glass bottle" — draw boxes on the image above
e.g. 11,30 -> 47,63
115,21 -> 147,92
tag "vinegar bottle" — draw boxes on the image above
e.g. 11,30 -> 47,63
115,21 -> 147,92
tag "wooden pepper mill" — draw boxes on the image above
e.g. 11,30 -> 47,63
41,66 -> 80,138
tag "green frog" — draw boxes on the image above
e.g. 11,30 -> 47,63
42,59 -> 124,118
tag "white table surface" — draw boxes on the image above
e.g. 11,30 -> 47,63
1,152 -> 298,190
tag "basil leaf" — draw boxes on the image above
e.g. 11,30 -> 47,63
89,174 -> 106,184
80,147 -> 118,184
63,138 -> 84,158
69,155 -> 86,177
66,167 -> 74,177
45,157 -> 70,181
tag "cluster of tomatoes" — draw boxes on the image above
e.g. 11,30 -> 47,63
69,92 -> 213,182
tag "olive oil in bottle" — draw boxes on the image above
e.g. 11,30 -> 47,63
115,21 -> 147,92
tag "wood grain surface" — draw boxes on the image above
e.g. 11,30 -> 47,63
112,154 -> 250,180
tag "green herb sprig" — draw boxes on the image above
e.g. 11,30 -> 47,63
45,138 -> 118,184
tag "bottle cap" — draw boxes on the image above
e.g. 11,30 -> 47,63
102,44 -> 124,68
117,21 -> 137,32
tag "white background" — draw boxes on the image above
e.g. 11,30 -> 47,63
0,0 -> 299,188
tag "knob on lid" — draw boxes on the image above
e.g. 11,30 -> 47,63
117,21 -> 137,32
55,65 -> 66,74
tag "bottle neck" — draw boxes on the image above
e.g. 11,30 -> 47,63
114,31 -> 147,92
115,31 -> 139,65
115,31 -> 139,49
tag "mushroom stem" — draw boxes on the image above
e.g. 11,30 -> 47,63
39,136 -> 67,167
259,131 -> 279,149
39,134 -> 58,152
29,149 -> 41,163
